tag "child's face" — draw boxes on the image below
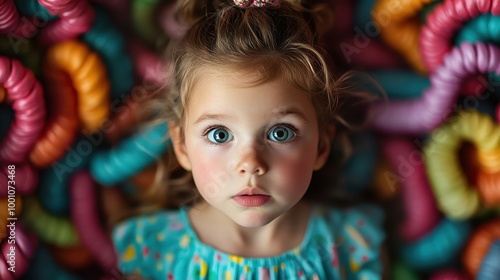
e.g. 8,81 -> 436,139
171,69 -> 330,228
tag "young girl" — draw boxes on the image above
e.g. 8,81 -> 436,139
112,0 -> 385,279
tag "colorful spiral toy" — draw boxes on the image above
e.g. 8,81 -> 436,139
0,57 -> 45,164
371,42 -> 500,134
22,196 -> 79,247
38,137 -> 94,216
382,138 -> 440,242
476,240 -> 500,280
400,218 -> 471,271
132,0 -> 166,47
0,163 -> 38,197
372,0 -> 434,73
462,219 -> 500,278
424,111 -> 500,219
420,0 -> 500,73
0,224 -> 37,280
429,269 -> 471,280
29,67 -> 79,168
158,2 -> 188,39
90,122 -> 168,186
37,0 -> 96,45
70,170 -> 118,271
368,70 -> 430,100
0,0 -> 37,37
43,40 -> 110,132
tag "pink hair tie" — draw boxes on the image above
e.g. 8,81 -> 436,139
37,0 -> 95,45
382,138 -> 440,242
0,57 -> 46,163
234,0 -> 280,8
371,42 -> 500,134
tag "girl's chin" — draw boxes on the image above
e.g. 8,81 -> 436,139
229,210 -> 281,228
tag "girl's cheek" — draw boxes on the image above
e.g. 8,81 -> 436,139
191,154 -> 233,196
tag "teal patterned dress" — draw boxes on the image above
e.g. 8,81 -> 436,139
112,204 -> 385,280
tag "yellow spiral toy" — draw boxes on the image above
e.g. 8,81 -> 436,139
44,40 -> 110,132
424,111 -> 500,219
372,0 -> 433,73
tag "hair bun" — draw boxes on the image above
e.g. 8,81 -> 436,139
176,0 -> 334,40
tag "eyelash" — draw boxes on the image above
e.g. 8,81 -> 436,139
202,123 -> 299,145
202,125 -> 226,146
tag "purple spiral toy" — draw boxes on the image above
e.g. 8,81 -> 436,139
371,42 -> 500,134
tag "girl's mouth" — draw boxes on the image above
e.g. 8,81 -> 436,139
232,194 -> 271,207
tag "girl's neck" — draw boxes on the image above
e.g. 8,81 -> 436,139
188,201 -> 312,258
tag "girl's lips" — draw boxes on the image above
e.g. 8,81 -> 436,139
232,195 -> 271,207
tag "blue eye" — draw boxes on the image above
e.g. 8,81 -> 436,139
207,127 -> 233,143
268,126 -> 295,142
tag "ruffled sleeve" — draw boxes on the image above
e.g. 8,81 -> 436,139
329,204 -> 385,280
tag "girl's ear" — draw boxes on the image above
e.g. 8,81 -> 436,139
169,122 -> 192,171
313,124 -> 335,170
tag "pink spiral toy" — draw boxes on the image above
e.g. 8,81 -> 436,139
420,0 -> 500,73
382,138 -> 440,242
420,0 -> 500,96
38,0 -> 96,45
158,2 -> 188,39
429,269 -> 471,280
0,57 -> 46,164
0,0 -> 37,37
128,41 -> 171,87
0,164 -> 38,197
70,170 -> 117,271
371,42 -> 500,134
0,224 -> 37,280
336,36 -> 405,69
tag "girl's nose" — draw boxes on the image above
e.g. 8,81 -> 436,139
236,147 -> 268,176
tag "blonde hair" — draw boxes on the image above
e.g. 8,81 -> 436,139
133,0 -> 377,212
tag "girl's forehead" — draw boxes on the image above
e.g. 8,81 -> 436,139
186,72 -> 315,117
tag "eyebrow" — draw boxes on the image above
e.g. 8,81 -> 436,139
269,107 -> 309,123
193,107 -> 309,125
194,113 -> 231,125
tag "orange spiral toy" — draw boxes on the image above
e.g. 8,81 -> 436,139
372,0 -> 433,73
462,219 -> 500,277
30,69 -> 79,167
475,130 -> 500,207
44,40 -> 110,132
0,86 -> 5,102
